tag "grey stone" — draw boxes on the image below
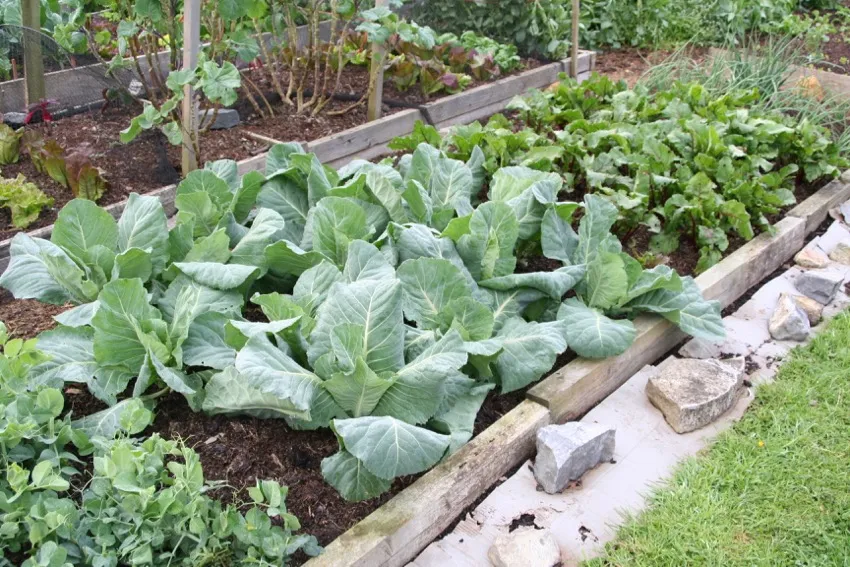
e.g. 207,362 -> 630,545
795,269 -> 844,305
534,422 -> 615,494
128,79 -> 145,98
646,358 -> 745,434
717,356 -> 747,376
4,112 -> 26,129
768,293 -> 810,341
201,108 -> 241,130
488,528 -> 561,567
829,242 -> 850,266
792,294 -> 823,325
794,246 -> 830,269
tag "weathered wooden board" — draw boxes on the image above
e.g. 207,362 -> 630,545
423,53 -> 593,125
695,216 -> 806,307
786,170 -> 850,234
308,108 -> 422,164
305,400 -> 550,567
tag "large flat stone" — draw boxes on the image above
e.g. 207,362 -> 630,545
815,221 -> 850,254
679,317 -> 769,359
534,422 -> 615,494
488,528 -> 561,567
646,358 -> 745,434
795,269 -> 844,305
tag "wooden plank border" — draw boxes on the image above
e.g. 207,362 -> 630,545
309,171 -> 849,567
0,51 -> 595,271
526,174 -> 850,423
306,400 -> 550,567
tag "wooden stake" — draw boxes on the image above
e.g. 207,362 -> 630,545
571,0 -> 580,77
181,0 -> 201,175
21,0 -> 45,106
366,0 -> 388,121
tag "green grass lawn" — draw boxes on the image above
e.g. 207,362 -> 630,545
585,311 -> 850,567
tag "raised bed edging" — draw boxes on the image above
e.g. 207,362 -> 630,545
307,169 -> 850,567
0,51 -> 596,272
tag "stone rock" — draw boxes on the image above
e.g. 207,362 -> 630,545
792,294 -> 823,325
829,242 -> 850,266
646,357 -> 745,434
768,293 -> 810,341
534,422 -> 615,494
3,112 -> 27,129
794,246 -> 830,269
795,269 -> 844,305
201,108 -> 241,130
488,528 -> 561,567
128,79 -> 145,98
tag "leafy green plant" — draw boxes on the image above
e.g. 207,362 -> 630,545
120,59 -> 242,157
438,30 -> 522,73
0,123 -> 22,165
65,147 -> 108,202
0,174 -> 54,228
432,74 -> 846,271
0,320 -> 319,565
0,142 -> 723,503
352,11 -> 517,98
412,0 -> 571,58
26,134 -> 68,188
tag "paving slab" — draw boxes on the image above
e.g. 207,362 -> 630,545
814,221 -> 850,254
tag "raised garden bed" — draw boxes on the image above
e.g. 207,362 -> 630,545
307,168 -> 850,567
2,67 -> 846,567
0,50 -> 596,270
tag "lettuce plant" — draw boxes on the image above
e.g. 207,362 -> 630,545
65,147 -> 109,202
0,123 -> 22,164
0,174 -> 53,228
0,143 -> 722,502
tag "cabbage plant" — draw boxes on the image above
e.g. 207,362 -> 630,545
1,142 -> 723,500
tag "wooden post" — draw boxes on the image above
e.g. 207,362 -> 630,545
181,0 -> 201,175
21,0 -> 45,107
570,0 -> 580,77
366,0 -> 388,121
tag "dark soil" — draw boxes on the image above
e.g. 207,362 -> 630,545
811,1 -> 850,76
594,47 -> 708,87
0,290 -> 67,338
57,376 -> 534,555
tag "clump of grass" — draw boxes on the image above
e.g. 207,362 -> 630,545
638,35 -> 850,153
585,310 -> 850,566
